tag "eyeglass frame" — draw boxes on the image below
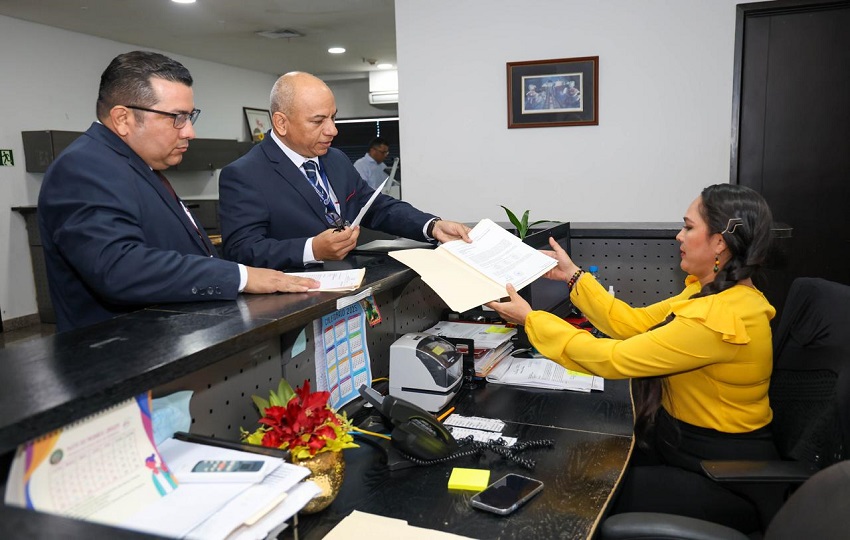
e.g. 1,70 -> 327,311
325,210 -> 350,231
125,105 -> 201,128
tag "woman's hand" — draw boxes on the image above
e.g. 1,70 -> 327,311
542,236 -> 581,282
485,284 -> 533,325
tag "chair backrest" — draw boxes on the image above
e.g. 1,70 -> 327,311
765,459 -> 850,540
768,278 -> 850,468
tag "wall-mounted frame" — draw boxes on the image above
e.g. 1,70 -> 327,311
507,56 -> 598,129
243,107 -> 272,143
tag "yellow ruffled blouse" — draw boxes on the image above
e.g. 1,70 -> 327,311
525,273 -> 776,433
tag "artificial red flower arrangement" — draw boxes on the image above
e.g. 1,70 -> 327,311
241,379 -> 358,460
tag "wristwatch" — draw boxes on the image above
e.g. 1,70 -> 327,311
426,217 -> 442,238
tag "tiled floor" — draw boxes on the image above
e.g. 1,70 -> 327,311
0,323 -> 56,348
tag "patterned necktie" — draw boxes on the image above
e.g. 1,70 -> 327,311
303,160 -> 331,207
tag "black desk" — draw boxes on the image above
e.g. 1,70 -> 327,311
291,382 -> 634,539
0,252 -> 634,539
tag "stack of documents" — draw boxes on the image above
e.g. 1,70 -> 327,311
486,352 -> 604,392
423,321 -> 516,377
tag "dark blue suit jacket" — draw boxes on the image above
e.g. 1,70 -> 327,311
38,122 -> 241,332
219,135 -> 435,269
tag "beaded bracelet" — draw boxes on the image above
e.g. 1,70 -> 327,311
567,269 -> 584,291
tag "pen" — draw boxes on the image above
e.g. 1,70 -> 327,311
173,431 -> 291,459
437,406 -> 456,422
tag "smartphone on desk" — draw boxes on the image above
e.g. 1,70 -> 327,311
470,473 -> 544,515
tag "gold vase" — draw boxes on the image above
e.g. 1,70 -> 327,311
292,450 -> 345,513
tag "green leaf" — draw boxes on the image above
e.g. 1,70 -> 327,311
251,395 -> 270,414
500,205 -> 522,231
520,210 -> 530,232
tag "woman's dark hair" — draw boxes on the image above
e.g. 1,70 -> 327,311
632,183 -> 774,447
96,51 -> 193,121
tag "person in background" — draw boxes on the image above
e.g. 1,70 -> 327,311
219,71 -> 470,270
38,51 -> 318,333
487,183 -> 778,534
352,136 -> 391,190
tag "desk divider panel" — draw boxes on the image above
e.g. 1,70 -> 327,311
153,339 -> 281,441
571,239 -> 686,306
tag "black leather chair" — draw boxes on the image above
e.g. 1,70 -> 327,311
601,277 -> 850,539
602,459 -> 850,540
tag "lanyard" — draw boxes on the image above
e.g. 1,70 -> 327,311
306,159 -> 339,214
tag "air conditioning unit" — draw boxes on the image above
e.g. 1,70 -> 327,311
369,70 -> 398,105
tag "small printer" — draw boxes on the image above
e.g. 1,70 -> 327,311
389,333 -> 463,412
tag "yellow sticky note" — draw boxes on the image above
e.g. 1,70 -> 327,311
448,468 -> 491,491
486,326 -> 511,333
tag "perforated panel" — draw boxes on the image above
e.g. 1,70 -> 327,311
281,277 -> 446,389
153,339 -> 282,440
571,239 -> 687,306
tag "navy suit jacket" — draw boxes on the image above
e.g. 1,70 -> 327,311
38,122 -> 241,332
219,136 -> 435,269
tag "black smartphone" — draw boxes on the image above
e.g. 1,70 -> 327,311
191,460 -> 264,473
470,473 -> 544,515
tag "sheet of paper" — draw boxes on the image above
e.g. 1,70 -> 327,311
355,238 -> 435,252
156,438 -> 283,484
390,219 -> 557,313
287,269 -> 365,292
441,218 -> 557,290
351,178 -> 388,227
4,394 -> 174,527
486,355 -> 600,392
323,510 -> 475,540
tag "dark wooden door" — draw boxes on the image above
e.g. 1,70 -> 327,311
732,0 -> 850,316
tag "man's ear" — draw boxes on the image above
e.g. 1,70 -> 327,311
110,106 -> 132,136
272,111 -> 287,136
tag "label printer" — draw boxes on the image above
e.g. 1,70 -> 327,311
389,333 -> 463,412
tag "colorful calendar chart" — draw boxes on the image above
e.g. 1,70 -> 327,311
313,301 -> 373,409
4,393 -> 174,526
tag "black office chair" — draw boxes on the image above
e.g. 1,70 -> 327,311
601,277 -> 850,539
601,459 -> 850,540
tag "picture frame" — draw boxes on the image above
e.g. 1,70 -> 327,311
243,107 -> 272,143
506,56 -> 599,129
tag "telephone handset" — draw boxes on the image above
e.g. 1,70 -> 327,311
358,385 -> 458,460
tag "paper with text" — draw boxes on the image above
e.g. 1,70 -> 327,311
390,219 -> 557,312
287,269 -> 365,291
351,178 -> 388,227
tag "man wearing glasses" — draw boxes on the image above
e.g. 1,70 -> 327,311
353,136 -> 391,191
38,51 -> 318,332
219,72 -> 470,270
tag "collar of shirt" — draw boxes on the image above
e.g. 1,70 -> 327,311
271,129 -> 319,170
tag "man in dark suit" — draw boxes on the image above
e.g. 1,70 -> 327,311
219,72 -> 470,270
38,51 -> 318,333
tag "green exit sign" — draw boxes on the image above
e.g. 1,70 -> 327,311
0,149 -> 13,166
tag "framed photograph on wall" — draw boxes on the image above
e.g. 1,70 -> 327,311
243,107 -> 272,143
507,56 -> 599,128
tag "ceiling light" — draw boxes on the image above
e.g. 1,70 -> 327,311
171,0 -> 196,4
377,63 -> 394,70
328,47 -> 346,54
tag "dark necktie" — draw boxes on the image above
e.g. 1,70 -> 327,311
156,171 -> 213,257
303,161 -> 332,208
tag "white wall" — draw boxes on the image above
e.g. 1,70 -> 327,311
326,78 -> 399,118
396,0 -> 754,225
0,15 -> 278,322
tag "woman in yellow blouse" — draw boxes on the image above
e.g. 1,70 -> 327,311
487,184 -> 777,533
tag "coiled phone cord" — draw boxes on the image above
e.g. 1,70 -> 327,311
398,436 -> 554,470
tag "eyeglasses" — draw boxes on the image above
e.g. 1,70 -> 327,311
325,210 -> 350,231
125,105 -> 201,128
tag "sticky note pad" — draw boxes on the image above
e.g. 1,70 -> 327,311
448,468 -> 491,491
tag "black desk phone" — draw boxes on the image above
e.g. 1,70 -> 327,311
358,385 -> 458,460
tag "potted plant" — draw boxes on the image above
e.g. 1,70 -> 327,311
500,205 -> 555,239
241,378 -> 358,513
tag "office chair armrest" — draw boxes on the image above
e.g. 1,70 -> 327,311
601,512 -> 748,540
701,460 -> 818,483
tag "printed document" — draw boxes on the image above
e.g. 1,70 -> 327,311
287,269 -> 365,291
390,219 -> 557,313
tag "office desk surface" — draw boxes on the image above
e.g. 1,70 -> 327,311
292,381 -> 634,539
